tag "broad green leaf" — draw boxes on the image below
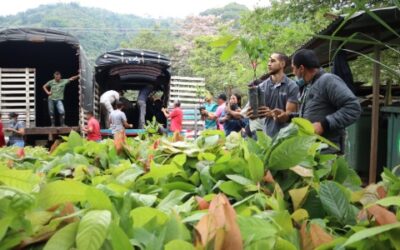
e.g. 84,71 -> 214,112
237,215 -> 278,244
115,167 -> 144,186
302,190 -> 326,219
209,35 -> 234,47
291,209 -> 309,224
319,181 -> 356,225
268,136 -> 316,170
67,131 -> 83,150
289,186 -> 309,210
76,210 -> 112,250
220,39 -> 240,61
38,180 -> 87,209
226,174 -> 254,186
375,196 -> 400,207
0,169 -> 39,192
44,222 -> 79,250
172,154 -> 187,167
198,152 -> 216,162
108,223 -> 132,250
248,153 -> 264,182
38,180 -> 112,211
164,214 -> 191,243
343,222 -> 400,247
274,237 -> 297,250
162,181 -> 196,193
204,135 -> 220,148
130,207 -> 168,228
292,118 -> 315,135
128,192 -> 157,207
157,190 -> 188,213
0,215 -> 14,241
256,131 -> 272,149
315,237 -> 347,250
165,239 -> 194,250
140,165 -> 183,182
219,181 -> 243,199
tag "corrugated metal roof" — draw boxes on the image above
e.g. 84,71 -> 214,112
298,6 -> 400,66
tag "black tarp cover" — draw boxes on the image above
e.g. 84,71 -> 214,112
95,49 -> 171,106
0,28 -> 79,45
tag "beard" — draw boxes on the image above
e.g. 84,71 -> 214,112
268,67 -> 281,76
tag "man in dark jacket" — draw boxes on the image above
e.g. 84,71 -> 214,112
273,49 -> 361,154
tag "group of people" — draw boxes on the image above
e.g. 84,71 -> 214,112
1,49 -> 361,152
201,49 -> 361,154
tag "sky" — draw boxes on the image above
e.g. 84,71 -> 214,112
0,0 -> 269,18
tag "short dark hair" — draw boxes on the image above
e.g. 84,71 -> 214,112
174,100 -> 181,107
116,101 -> 124,109
54,71 -> 61,75
273,52 -> 290,68
217,93 -> 227,101
85,111 -> 94,116
292,49 -> 320,69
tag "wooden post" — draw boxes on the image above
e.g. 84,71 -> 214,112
369,46 -> 381,184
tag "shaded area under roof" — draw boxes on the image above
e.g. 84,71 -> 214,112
299,6 -> 400,67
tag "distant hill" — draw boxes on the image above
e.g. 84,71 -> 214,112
0,3 -> 177,62
200,2 -> 249,21
0,2 -> 247,63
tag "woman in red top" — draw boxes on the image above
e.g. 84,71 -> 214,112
162,101 -> 183,132
82,111 -> 102,142
0,113 -> 5,147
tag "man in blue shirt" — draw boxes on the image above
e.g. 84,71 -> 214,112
247,52 -> 299,137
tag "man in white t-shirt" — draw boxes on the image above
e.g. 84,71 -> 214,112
100,90 -> 120,128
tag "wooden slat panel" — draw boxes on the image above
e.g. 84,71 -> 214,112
170,81 -> 205,87
1,73 -> 35,77
171,76 -> 205,81
1,68 -> 34,72
1,97 -> 35,100
0,68 -> 36,127
170,92 -> 199,97
0,90 -> 35,94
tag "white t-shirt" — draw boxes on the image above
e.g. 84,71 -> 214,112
100,90 -> 119,104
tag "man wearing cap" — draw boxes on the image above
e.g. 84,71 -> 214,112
43,71 -> 79,126
4,112 -> 25,147
272,49 -> 361,154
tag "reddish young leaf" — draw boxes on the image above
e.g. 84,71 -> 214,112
367,205 -> 398,225
16,148 -> 25,158
195,196 -> 210,210
195,194 -> 242,250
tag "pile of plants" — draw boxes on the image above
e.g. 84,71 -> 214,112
0,118 -> 399,250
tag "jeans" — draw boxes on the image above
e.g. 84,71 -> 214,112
10,140 -> 24,147
100,102 -> 112,128
137,100 -> 146,129
48,99 -> 65,117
